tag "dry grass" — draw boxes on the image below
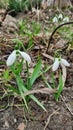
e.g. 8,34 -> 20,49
0,0 -> 9,8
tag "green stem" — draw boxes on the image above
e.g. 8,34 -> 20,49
26,61 -> 31,90
52,72 -> 55,89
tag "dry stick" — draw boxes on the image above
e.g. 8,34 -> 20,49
44,108 -> 60,130
24,88 -> 57,96
46,21 -> 73,53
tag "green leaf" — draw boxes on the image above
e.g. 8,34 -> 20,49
7,85 -> 19,94
16,75 -> 46,111
30,59 -> 42,87
29,94 -> 47,112
54,71 -> 63,101
15,59 -> 23,75
3,70 -> 10,81
16,75 -> 28,110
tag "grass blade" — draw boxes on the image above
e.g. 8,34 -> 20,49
16,75 -> 46,111
54,72 -> 63,101
30,59 -> 42,87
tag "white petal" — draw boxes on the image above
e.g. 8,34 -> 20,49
63,17 -> 69,22
61,59 -> 70,67
58,13 -> 63,19
19,51 -> 31,63
6,50 -> 16,66
53,17 -> 58,23
52,58 -> 59,71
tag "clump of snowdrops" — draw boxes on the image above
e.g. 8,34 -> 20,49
6,40 -> 70,111
53,13 -> 69,23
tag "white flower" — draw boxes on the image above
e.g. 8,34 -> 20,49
61,59 -> 70,66
6,50 -> 31,66
52,58 -> 70,71
19,51 -> 31,63
58,13 -> 63,19
52,58 -> 59,71
53,17 -> 58,23
7,50 -> 16,66
63,17 -> 69,22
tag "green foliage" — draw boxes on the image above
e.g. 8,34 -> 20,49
54,72 -> 63,101
18,20 -> 41,49
16,75 -> 46,111
19,20 -> 27,34
6,37 -> 46,111
8,0 -> 42,13
30,59 -> 42,87
0,0 -> 8,8
31,21 -> 41,34
9,59 -> 46,111
3,70 -> 10,82
8,0 -> 26,13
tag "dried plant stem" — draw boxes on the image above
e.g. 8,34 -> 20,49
44,108 -> 60,130
24,88 -> 57,96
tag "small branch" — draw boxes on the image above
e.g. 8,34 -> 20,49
24,88 -> 57,96
46,22 -> 73,53
44,108 -> 60,130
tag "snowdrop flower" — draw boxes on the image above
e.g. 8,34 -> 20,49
58,13 -> 63,19
19,51 -> 31,63
52,58 -> 70,71
6,50 -> 16,66
63,17 -> 69,22
53,17 -> 58,23
7,50 -> 31,66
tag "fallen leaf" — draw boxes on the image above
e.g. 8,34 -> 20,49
61,62 -> 67,87
17,122 -> 26,130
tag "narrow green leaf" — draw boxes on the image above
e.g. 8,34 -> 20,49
30,60 -> 42,87
29,94 -> 47,112
7,85 -> 19,94
3,70 -> 10,81
54,72 -> 63,101
16,75 -> 28,110
16,75 -> 46,111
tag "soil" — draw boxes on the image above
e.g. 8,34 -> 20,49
0,7 -> 73,130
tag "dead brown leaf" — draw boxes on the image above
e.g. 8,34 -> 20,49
61,63 -> 67,87
17,122 -> 26,130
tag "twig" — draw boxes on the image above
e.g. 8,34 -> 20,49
24,88 -> 57,96
44,108 -> 60,130
0,103 -> 9,112
46,22 -> 73,52
41,53 -> 54,61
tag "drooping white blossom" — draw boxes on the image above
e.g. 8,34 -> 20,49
7,50 -> 16,66
63,17 -> 69,22
61,59 -> 70,67
58,13 -> 63,19
53,17 -> 58,23
19,51 -> 31,63
52,58 -> 70,71
52,58 -> 59,71
6,50 -> 31,66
